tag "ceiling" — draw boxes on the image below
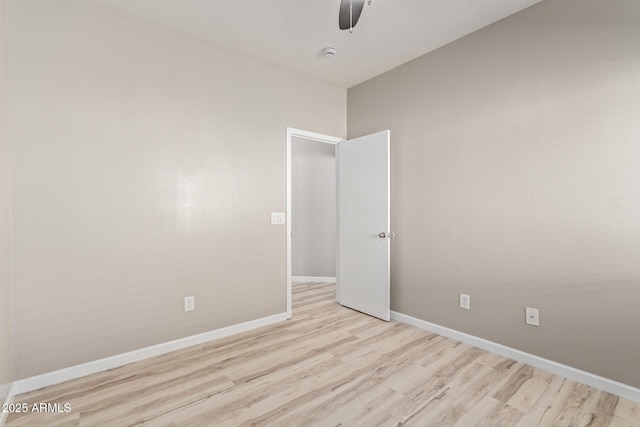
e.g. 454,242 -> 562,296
97,0 -> 543,88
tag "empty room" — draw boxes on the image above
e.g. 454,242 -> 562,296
1,0 -> 640,425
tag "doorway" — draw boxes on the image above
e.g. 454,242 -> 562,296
286,128 -> 343,318
291,137 -> 336,281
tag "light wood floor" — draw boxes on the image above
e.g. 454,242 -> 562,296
6,282 -> 640,426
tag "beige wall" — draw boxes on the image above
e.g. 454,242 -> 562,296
0,0 -> 13,400
348,0 -> 640,388
9,0 -> 345,379
291,137 -> 336,278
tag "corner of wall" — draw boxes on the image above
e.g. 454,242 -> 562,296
0,0 -> 14,417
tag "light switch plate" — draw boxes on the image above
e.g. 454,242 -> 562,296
271,212 -> 286,225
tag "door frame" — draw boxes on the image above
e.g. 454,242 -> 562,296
286,127 -> 343,318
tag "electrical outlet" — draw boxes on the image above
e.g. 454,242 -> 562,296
525,307 -> 539,326
271,212 -> 286,225
459,293 -> 470,310
184,296 -> 195,312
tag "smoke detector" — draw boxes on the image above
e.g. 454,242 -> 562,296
323,47 -> 337,58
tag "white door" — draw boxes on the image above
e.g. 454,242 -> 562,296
337,130 -> 391,321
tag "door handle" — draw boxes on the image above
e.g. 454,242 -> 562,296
378,231 -> 395,239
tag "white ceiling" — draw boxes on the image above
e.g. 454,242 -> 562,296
97,0 -> 542,88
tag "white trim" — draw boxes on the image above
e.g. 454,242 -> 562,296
0,383 -> 14,427
391,311 -> 640,403
292,276 -> 336,283
286,127 -> 343,319
287,128 -> 342,145
12,312 -> 288,395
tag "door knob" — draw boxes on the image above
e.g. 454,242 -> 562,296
378,231 -> 395,239
378,232 -> 387,238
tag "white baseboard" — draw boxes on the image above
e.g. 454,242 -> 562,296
12,312 -> 289,396
292,276 -> 336,283
391,311 -> 640,404
0,382 -> 14,427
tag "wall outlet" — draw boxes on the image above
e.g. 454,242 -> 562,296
271,212 -> 286,225
525,307 -> 539,326
184,296 -> 195,312
459,293 -> 470,310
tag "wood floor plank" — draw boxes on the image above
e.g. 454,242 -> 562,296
515,374 -> 572,426
453,396 -> 523,427
548,382 -> 600,426
505,369 -> 555,413
7,282 -> 640,427
269,338 -> 436,426
576,390 -> 618,427
614,397 -> 640,424
409,359 -> 517,426
607,415 -> 640,427
141,353 -> 347,426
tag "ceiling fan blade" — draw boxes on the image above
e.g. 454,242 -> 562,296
339,0 -> 366,30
